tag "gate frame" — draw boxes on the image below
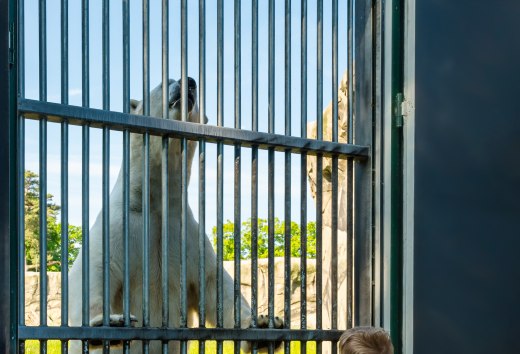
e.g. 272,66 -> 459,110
0,0 -> 18,352
0,0 -> 414,351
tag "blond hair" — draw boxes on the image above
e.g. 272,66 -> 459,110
339,327 -> 394,354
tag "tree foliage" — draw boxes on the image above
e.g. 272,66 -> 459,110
212,218 -> 316,261
24,170 -> 82,271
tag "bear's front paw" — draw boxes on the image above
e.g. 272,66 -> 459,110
257,314 -> 284,330
89,314 -> 138,348
242,315 -> 284,352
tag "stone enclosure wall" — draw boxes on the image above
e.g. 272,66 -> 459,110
24,258 -> 321,329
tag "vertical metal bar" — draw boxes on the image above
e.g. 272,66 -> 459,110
81,125 -> 89,330
102,128 -> 110,333
250,4 -> 259,348
251,0 -> 258,132
39,153 -> 47,354
300,0 -> 307,138
233,142 -> 241,340
122,0 -> 130,116
162,0 -> 169,119
180,2 -> 189,353
284,1 -> 292,353
81,2 -> 90,350
216,8 -> 224,354
316,0 -> 323,140
217,0 -> 223,128
17,0 -> 26,342
82,0 -> 89,108
347,0 -> 354,144
122,129 -> 130,352
102,0 -> 110,111
251,146 -> 258,326
142,4 -> 150,354
180,1 -> 189,346
39,17 -> 48,343
285,0 -> 291,138
216,141 -> 223,350
60,0 -> 70,345
142,0 -> 150,348
198,139 -> 206,354
234,0 -> 241,130
18,119 -> 25,330
316,155 -> 323,328
300,1 -> 308,352
267,148 -> 275,354
199,0 -> 207,350
331,0 -> 339,340
122,0 -> 131,350
346,0 -> 354,330
18,0 -> 25,97
331,0 -> 338,143
142,0 -> 150,116
61,0 -> 68,105
142,1 -> 150,352
300,153 -> 307,354
354,0 -> 374,327
267,2 -> 275,354
198,0 -> 207,346
316,2 -> 324,353
161,143 -> 170,346
331,158 -> 339,329
142,133 -> 150,330
233,3 -> 242,354
0,0 -> 18,350
161,0 -> 170,352
373,0 -> 383,329
283,150 -> 291,348
123,115 -> 130,340
251,0 -> 259,340
268,0 -> 275,134
17,0 -> 25,350
346,87 -> 354,332
315,158 -> 323,354
39,0 -> 47,102
101,2 -> 111,352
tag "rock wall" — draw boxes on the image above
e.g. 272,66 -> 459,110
25,271 -> 62,326
24,259 -> 324,329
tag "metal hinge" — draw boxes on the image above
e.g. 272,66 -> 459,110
8,23 -> 15,66
395,93 -> 413,128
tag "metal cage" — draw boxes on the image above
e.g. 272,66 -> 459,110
0,0 -> 406,353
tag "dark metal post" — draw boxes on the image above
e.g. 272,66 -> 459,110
354,0 -> 375,327
0,0 -> 18,352
17,2 -> 25,353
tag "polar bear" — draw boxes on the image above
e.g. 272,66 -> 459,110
68,78 -> 282,353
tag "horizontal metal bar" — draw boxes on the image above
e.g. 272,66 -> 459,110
19,327 -> 344,342
19,100 -> 369,159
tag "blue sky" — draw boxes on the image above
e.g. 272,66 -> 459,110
23,0 -> 351,234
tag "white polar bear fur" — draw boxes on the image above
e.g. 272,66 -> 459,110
67,79 -> 256,353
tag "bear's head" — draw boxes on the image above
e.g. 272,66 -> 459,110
130,77 -> 207,124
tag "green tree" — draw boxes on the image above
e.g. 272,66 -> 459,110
211,218 -> 316,261
24,170 -> 82,271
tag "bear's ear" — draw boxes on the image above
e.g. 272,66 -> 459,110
130,99 -> 140,112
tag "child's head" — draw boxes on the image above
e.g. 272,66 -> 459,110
338,327 -> 394,354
